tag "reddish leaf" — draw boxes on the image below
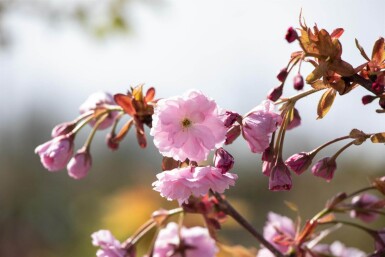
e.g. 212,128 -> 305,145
317,88 -> 336,119
145,87 -> 156,102
330,28 -> 344,39
114,119 -> 133,142
162,157 -> 179,171
114,94 -> 135,116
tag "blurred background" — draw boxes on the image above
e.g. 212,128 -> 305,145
1,0 -> 384,256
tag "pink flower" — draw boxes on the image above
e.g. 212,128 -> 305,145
375,229 -> 385,252
150,90 -> 227,162
267,85 -> 283,102
311,157 -> 337,182
35,135 -> 74,171
153,166 -> 237,205
293,74 -> 304,90
269,161 -> 292,191
328,241 -> 366,257
262,212 -> 296,254
153,222 -> 218,257
350,193 -> 380,223
242,100 -> 282,154
67,148 -> 92,179
285,152 -> 312,175
79,92 -> 118,130
261,147 -> 274,176
285,27 -> 298,43
213,148 -> 234,173
91,230 -> 126,257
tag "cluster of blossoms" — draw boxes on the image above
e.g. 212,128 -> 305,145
34,16 -> 385,257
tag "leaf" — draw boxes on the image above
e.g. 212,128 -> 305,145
371,37 -> 385,64
330,28 -> 344,39
284,200 -> 298,212
145,87 -> 156,102
114,94 -> 135,116
310,80 -> 329,90
306,63 -> 327,84
162,157 -> 179,171
355,38 -> 370,61
114,119 -> 133,142
370,132 -> 385,143
317,88 -> 336,119
329,59 -> 355,77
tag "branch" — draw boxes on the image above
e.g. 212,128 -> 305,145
344,74 -> 376,95
211,191 -> 286,257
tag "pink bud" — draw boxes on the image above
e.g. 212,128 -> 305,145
35,135 -> 74,172
267,85 -> 283,102
285,152 -> 312,175
293,74 -> 304,90
350,193 -> 379,223
277,68 -> 288,82
261,147 -> 274,176
362,95 -> 376,105
79,92 -> 118,130
225,125 -> 241,145
223,111 -> 241,127
269,161 -> 292,191
67,149 -> 92,179
213,148 -> 234,173
286,108 -> 301,130
311,157 -> 337,182
372,82 -> 384,94
106,133 -> 119,151
285,27 -> 298,43
51,122 -> 76,138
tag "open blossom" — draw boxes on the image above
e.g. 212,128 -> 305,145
91,230 -> 126,257
79,92 -> 118,130
151,90 -> 227,162
242,100 -> 282,154
327,241 -> 366,257
153,166 -> 237,205
262,212 -> 296,254
153,222 -> 218,257
35,134 -> 74,171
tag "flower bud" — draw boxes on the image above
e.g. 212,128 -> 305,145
293,74 -> 304,90
213,148 -> 234,173
35,135 -> 74,172
79,92 -> 118,130
225,125 -> 241,145
372,82 -> 384,94
67,148 -> 92,179
311,157 -> 337,182
350,193 -> 379,223
285,152 -> 313,175
106,133 -> 119,151
223,111 -> 241,127
286,108 -> 301,130
261,147 -> 274,176
285,27 -> 298,43
276,68 -> 288,82
269,160 -> 292,191
375,229 -> 385,252
362,95 -> 376,105
267,85 -> 283,102
51,122 -> 76,138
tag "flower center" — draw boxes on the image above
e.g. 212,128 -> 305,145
181,118 -> 192,129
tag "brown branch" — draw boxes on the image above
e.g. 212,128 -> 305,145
211,191 -> 285,257
343,74 -> 376,95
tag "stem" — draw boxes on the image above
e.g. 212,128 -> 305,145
275,88 -> 324,105
319,220 -> 376,235
83,113 -> 109,151
310,208 -> 331,224
345,186 -> 375,199
344,74 -> 377,95
308,135 -> 350,156
329,140 -> 355,162
211,191 -> 285,257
